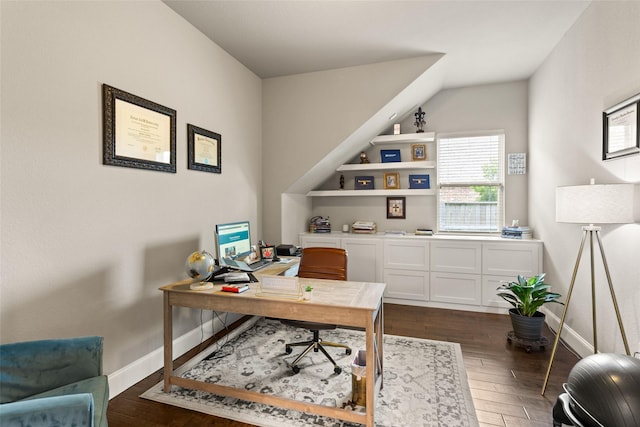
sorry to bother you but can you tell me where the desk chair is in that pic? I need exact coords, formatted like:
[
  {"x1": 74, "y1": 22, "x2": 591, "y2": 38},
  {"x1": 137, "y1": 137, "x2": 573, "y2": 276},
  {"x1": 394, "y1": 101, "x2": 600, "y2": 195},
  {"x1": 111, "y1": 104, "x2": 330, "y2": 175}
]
[{"x1": 283, "y1": 247, "x2": 352, "y2": 374}]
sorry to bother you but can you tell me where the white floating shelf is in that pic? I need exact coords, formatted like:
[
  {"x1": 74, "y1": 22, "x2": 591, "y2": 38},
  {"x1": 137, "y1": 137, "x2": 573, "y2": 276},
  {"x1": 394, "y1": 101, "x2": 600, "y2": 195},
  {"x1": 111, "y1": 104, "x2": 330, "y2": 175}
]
[
  {"x1": 337, "y1": 160, "x2": 435, "y2": 172},
  {"x1": 370, "y1": 132, "x2": 435, "y2": 145},
  {"x1": 307, "y1": 189, "x2": 436, "y2": 197}
]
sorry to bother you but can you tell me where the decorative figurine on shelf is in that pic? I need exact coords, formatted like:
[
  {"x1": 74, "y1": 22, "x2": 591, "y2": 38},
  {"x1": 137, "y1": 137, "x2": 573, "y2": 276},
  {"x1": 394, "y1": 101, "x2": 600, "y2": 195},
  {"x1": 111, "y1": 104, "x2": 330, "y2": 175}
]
[
  {"x1": 414, "y1": 107, "x2": 426, "y2": 133},
  {"x1": 339, "y1": 174, "x2": 345, "y2": 190},
  {"x1": 359, "y1": 151, "x2": 370, "y2": 164}
]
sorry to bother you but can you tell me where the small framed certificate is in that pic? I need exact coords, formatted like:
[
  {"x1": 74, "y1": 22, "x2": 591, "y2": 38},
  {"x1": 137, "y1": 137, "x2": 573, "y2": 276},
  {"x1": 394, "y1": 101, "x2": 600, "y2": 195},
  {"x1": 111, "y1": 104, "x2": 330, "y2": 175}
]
[
  {"x1": 603, "y1": 93, "x2": 640, "y2": 160},
  {"x1": 355, "y1": 176, "x2": 374, "y2": 190},
  {"x1": 188, "y1": 124, "x2": 222, "y2": 173}
]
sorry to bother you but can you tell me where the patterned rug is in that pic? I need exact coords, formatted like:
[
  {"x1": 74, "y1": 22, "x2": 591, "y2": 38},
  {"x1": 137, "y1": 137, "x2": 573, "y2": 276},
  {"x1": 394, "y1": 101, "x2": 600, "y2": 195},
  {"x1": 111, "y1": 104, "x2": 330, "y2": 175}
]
[{"x1": 141, "y1": 317, "x2": 478, "y2": 426}]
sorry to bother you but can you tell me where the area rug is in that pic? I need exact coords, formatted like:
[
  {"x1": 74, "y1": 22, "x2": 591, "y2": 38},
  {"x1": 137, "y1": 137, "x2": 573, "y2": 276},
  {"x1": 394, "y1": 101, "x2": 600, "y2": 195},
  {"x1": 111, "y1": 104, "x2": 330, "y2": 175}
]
[{"x1": 141, "y1": 317, "x2": 478, "y2": 427}]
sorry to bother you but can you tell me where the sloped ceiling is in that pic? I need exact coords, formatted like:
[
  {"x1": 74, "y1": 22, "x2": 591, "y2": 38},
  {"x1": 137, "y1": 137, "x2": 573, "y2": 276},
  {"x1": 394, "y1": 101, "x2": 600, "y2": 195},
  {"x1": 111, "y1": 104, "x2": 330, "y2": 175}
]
[{"x1": 163, "y1": 0, "x2": 590, "y2": 88}]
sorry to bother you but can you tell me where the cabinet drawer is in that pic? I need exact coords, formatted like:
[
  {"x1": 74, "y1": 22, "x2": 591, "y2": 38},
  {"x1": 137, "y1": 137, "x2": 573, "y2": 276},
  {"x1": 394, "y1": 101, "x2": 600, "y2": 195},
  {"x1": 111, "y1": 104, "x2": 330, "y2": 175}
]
[
  {"x1": 430, "y1": 241, "x2": 481, "y2": 274},
  {"x1": 482, "y1": 242, "x2": 541, "y2": 277},
  {"x1": 299, "y1": 236, "x2": 341, "y2": 248},
  {"x1": 384, "y1": 239, "x2": 429, "y2": 271},
  {"x1": 430, "y1": 272, "x2": 481, "y2": 305},
  {"x1": 482, "y1": 275, "x2": 512, "y2": 308},
  {"x1": 384, "y1": 269, "x2": 429, "y2": 300}
]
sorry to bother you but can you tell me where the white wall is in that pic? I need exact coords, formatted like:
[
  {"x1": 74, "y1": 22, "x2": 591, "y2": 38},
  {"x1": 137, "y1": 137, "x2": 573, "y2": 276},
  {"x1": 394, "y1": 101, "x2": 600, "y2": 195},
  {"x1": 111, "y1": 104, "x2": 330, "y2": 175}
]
[
  {"x1": 0, "y1": 0, "x2": 262, "y2": 394},
  {"x1": 311, "y1": 80, "x2": 529, "y2": 233},
  {"x1": 529, "y1": 1, "x2": 640, "y2": 356}
]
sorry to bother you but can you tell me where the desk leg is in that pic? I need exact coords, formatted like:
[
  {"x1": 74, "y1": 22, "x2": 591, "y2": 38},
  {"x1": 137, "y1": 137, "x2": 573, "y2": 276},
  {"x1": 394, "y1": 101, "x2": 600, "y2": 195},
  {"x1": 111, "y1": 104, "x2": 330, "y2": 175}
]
[
  {"x1": 365, "y1": 302, "x2": 383, "y2": 427},
  {"x1": 376, "y1": 302, "x2": 384, "y2": 388},
  {"x1": 163, "y1": 292, "x2": 173, "y2": 393}
]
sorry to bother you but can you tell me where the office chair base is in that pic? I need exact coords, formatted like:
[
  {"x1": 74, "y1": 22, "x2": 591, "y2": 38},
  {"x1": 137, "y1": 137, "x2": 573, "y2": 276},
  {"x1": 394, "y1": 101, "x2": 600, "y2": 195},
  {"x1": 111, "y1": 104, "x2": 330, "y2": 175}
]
[{"x1": 285, "y1": 334, "x2": 351, "y2": 375}]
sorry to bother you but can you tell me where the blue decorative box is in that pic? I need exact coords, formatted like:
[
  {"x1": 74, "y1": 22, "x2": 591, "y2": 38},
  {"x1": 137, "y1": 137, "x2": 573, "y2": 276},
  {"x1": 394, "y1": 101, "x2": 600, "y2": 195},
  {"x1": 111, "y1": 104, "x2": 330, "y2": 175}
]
[
  {"x1": 354, "y1": 176, "x2": 374, "y2": 190},
  {"x1": 380, "y1": 149, "x2": 401, "y2": 163},
  {"x1": 409, "y1": 174, "x2": 430, "y2": 189}
]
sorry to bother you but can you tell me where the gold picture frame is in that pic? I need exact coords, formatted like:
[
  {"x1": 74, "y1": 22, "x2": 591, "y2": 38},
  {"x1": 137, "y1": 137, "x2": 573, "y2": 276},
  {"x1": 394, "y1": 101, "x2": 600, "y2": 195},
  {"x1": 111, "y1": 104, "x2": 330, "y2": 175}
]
[
  {"x1": 383, "y1": 172, "x2": 400, "y2": 189},
  {"x1": 411, "y1": 144, "x2": 427, "y2": 161}
]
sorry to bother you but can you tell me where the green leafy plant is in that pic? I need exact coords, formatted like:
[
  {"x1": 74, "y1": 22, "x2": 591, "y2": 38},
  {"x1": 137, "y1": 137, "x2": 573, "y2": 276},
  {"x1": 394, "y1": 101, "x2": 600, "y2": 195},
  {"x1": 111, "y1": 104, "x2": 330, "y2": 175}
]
[
  {"x1": 304, "y1": 285, "x2": 313, "y2": 292},
  {"x1": 496, "y1": 273, "x2": 563, "y2": 317}
]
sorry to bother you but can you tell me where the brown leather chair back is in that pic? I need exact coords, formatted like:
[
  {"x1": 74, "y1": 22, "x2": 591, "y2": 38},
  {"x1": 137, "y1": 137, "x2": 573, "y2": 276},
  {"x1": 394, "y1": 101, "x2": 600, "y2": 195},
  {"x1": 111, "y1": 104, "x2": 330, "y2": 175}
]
[{"x1": 297, "y1": 247, "x2": 347, "y2": 281}]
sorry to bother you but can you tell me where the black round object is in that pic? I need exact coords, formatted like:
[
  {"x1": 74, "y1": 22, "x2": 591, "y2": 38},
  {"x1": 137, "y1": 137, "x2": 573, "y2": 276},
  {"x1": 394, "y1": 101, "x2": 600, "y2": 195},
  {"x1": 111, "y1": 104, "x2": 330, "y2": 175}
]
[{"x1": 565, "y1": 353, "x2": 640, "y2": 427}]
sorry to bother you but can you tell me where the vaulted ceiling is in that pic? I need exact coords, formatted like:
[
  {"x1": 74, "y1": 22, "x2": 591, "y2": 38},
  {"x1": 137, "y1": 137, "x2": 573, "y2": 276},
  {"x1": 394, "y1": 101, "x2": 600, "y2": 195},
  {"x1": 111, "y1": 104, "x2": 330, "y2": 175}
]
[{"x1": 164, "y1": 0, "x2": 590, "y2": 87}]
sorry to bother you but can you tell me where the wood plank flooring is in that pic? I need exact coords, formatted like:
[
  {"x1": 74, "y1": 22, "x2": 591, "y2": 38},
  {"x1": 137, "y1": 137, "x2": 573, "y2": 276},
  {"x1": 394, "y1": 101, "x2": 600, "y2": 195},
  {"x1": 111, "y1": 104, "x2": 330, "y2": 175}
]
[{"x1": 107, "y1": 304, "x2": 579, "y2": 426}]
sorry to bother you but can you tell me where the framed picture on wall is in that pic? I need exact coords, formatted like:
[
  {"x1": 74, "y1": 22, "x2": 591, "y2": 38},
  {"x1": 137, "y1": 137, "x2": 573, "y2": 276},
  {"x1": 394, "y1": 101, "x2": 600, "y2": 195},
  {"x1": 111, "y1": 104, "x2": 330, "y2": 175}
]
[
  {"x1": 102, "y1": 84, "x2": 176, "y2": 173},
  {"x1": 603, "y1": 93, "x2": 640, "y2": 160},
  {"x1": 387, "y1": 196, "x2": 406, "y2": 219},
  {"x1": 411, "y1": 144, "x2": 427, "y2": 161},
  {"x1": 187, "y1": 124, "x2": 222, "y2": 173}
]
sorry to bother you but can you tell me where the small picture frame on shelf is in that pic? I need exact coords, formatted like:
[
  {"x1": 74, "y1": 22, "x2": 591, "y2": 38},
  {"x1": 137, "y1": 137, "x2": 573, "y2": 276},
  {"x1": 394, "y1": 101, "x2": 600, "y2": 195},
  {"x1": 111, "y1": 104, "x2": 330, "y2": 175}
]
[
  {"x1": 380, "y1": 149, "x2": 401, "y2": 163},
  {"x1": 387, "y1": 196, "x2": 406, "y2": 219},
  {"x1": 411, "y1": 144, "x2": 426, "y2": 161},
  {"x1": 409, "y1": 174, "x2": 430, "y2": 189},
  {"x1": 355, "y1": 176, "x2": 374, "y2": 190},
  {"x1": 383, "y1": 172, "x2": 400, "y2": 189}
]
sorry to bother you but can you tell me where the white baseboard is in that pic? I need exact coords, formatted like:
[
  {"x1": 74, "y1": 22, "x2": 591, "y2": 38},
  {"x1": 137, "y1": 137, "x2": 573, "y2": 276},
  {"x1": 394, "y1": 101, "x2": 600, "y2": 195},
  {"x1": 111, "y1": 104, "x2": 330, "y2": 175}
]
[
  {"x1": 541, "y1": 307, "x2": 593, "y2": 358},
  {"x1": 107, "y1": 313, "x2": 242, "y2": 399}
]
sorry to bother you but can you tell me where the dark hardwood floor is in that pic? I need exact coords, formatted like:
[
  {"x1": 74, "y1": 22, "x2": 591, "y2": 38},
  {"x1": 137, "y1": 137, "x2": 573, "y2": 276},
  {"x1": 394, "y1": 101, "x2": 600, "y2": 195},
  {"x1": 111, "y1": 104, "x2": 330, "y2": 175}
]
[{"x1": 107, "y1": 304, "x2": 579, "y2": 426}]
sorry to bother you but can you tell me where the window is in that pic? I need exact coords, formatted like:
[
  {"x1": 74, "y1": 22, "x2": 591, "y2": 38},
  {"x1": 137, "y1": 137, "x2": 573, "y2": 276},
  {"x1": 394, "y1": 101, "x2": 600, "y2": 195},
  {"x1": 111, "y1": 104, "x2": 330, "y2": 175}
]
[{"x1": 437, "y1": 132, "x2": 504, "y2": 233}]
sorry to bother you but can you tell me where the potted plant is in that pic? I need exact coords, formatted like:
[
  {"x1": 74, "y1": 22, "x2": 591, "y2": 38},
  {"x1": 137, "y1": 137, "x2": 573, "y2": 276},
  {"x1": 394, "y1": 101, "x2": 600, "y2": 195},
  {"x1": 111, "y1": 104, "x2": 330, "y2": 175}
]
[
  {"x1": 496, "y1": 273, "x2": 563, "y2": 340},
  {"x1": 303, "y1": 285, "x2": 313, "y2": 300}
]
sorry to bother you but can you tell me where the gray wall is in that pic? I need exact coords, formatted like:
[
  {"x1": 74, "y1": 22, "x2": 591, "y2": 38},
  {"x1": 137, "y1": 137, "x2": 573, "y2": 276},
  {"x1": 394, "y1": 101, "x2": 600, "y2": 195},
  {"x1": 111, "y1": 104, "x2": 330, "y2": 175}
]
[
  {"x1": 529, "y1": 1, "x2": 640, "y2": 355},
  {"x1": 1, "y1": 0, "x2": 262, "y2": 390},
  {"x1": 311, "y1": 80, "x2": 529, "y2": 234}
]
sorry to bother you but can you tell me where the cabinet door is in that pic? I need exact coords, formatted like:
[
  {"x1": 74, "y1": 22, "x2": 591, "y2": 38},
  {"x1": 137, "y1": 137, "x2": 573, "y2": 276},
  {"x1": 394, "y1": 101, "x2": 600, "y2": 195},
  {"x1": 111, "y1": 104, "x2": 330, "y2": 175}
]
[
  {"x1": 482, "y1": 275, "x2": 512, "y2": 308},
  {"x1": 384, "y1": 269, "x2": 429, "y2": 300},
  {"x1": 341, "y1": 238, "x2": 383, "y2": 282},
  {"x1": 482, "y1": 242, "x2": 542, "y2": 277},
  {"x1": 430, "y1": 241, "x2": 482, "y2": 274},
  {"x1": 384, "y1": 239, "x2": 429, "y2": 271},
  {"x1": 430, "y1": 271, "x2": 481, "y2": 305},
  {"x1": 299, "y1": 235, "x2": 342, "y2": 248}
]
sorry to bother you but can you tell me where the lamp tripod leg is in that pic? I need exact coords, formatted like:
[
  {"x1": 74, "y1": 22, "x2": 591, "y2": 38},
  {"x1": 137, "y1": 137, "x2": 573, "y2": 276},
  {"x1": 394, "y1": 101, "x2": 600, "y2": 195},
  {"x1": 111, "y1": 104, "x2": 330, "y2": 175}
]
[
  {"x1": 595, "y1": 231, "x2": 631, "y2": 355},
  {"x1": 541, "y1": 230, "x2": 587, "y2": 396}
]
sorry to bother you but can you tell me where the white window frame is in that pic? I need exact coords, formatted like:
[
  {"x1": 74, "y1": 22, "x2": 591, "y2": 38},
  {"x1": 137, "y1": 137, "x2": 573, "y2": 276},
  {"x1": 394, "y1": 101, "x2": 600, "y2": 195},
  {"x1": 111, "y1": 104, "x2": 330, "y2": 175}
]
[{"x1": 436, "y1": 131, "x2": 505, "y2": 234}]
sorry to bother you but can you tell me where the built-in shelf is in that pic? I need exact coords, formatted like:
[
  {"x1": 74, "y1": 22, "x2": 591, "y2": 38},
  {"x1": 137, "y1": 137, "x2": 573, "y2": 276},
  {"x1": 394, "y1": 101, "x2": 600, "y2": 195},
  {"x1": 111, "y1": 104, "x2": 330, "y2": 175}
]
[
  {"x1": 307, "y1": 189, "x2": 435, "y2": 197},
  {"x1": 370, "y1": 132, "x2": 435, "y2": 145},
  {"x1": 337, "y1": 160, "x2": 435, "y2": 172}
]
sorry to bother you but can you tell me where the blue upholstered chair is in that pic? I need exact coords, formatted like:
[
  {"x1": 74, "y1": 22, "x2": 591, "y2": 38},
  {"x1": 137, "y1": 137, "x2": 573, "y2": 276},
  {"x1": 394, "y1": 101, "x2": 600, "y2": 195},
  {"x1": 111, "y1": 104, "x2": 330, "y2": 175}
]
[{"x1": 0, "y1": 336, "x2": 109, "y2": 427}]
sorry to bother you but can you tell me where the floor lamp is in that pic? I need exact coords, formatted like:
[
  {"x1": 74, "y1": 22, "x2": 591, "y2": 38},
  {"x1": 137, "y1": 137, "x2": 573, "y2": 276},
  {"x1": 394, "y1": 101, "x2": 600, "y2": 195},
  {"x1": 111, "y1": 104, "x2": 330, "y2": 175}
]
[{"x1": 541, "y1": 179, "x2": 637, "y2": 396}]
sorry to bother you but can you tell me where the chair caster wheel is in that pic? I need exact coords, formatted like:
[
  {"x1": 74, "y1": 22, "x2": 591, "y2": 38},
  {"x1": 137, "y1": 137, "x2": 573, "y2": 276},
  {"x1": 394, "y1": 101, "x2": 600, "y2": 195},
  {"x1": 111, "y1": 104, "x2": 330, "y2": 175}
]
[
  {"x1": 346, "y1": 348, "x2": 352, "y2": 355},
  {"x1": 292, "y1": 365, "x2": 300, "y2": 374},
  {"x1": 285, "y1": 346, "x2": 292, "y2": 354},
  {"x1": 334, "y1": 366, "x2": 342, "y2": 375}
]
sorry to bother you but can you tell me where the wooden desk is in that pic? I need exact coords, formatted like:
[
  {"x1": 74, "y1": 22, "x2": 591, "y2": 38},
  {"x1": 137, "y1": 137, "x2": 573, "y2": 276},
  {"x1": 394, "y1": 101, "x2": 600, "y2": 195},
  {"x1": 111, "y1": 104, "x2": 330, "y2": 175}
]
[{"x1": 160, "y1": 260, "x2": 385, "y2": 426}]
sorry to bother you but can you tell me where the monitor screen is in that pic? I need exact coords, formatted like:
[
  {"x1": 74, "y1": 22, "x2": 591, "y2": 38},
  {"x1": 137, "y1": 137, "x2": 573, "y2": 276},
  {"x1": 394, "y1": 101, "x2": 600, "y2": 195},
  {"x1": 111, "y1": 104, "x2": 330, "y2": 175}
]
[{"x1": 215, "y1": 220, "x2": 252, "y2": 262}]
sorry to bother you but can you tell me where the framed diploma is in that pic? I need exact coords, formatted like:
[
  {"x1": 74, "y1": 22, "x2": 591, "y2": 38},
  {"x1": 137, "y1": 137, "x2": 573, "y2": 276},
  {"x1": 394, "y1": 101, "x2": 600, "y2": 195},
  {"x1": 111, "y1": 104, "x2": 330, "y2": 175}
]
[
  {"x1": 603, "y1": 93, "x2": 640, "y2": 160},
  {"x1": 187, "y1": 124, "x2": 222, "y2": 173},
  {"x1": 102, "y1": 84, "x2": 176, "y2": 173}
]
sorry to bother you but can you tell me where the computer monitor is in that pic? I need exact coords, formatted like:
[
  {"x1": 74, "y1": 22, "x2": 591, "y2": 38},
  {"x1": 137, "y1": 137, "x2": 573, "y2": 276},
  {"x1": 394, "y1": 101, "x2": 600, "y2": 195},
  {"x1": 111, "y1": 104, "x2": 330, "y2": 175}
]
[{"x1": 215, "y1": 220, "x2": 253, "y2": 263}]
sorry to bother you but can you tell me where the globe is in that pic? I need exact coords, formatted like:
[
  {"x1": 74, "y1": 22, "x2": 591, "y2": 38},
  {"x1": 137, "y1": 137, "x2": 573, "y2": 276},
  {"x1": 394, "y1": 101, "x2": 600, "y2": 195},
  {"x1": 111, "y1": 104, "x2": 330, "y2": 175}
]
[{"x1": 185, "y1": 250, "x2": 215, "y2": 290}]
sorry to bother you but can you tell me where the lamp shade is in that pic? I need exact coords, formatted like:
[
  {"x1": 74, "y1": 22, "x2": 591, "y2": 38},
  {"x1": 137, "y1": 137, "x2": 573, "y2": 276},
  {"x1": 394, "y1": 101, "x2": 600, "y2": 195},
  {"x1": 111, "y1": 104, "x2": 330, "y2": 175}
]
[{"x1": 556, "y1": 183, "x2": 637, "y2": 224}]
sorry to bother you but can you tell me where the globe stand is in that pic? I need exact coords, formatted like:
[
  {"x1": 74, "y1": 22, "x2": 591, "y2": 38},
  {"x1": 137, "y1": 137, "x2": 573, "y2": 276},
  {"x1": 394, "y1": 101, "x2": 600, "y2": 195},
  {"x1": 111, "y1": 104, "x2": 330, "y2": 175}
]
[{"x1": 190, "y1": 281, "x2": 214, "y2": 291}]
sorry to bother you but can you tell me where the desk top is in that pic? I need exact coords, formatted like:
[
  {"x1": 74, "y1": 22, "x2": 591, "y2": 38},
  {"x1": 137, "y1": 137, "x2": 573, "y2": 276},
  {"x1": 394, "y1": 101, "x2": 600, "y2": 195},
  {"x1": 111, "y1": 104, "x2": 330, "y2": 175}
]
[{"x1": 160, "y1": 258, "x2": 386, "y2": 327}]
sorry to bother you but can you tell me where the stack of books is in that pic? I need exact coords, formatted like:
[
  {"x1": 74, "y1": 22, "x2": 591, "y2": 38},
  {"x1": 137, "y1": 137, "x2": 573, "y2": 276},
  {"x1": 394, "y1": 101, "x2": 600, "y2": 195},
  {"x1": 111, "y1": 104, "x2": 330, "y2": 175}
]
[
  {"x1": 351, "y1": 221, "x2": 377, "y2": 234},
  {"x1": 415, "y1": 228, "x2": 433, "y2": 236},
  {"x1": 501, "y1": 226, "x2": 532, "y2": 239}
]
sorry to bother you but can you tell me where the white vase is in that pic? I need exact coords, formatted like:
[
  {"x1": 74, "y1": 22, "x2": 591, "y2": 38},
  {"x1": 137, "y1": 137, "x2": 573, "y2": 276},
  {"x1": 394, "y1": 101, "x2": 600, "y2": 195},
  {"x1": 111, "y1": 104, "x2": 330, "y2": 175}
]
[{"x1": 303, "y1": 290, "x2": 313, "y2": 300}]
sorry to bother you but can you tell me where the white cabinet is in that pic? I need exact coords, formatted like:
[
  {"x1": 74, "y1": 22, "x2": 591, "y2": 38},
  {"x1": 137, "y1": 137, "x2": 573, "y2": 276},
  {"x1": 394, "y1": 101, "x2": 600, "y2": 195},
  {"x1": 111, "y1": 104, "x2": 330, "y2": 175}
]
[
  {"x1": 430, "y1": 271, "x2": 482, "y2": 305},
  {"x1": 298, "y1": 233, "x2": 543, "y2": 313},
  {"x1": 299, "y1": 235, "x2": 341, "y2": 248},
  {"x1": 383, "y1": 239, "x2": 429, "y2": 301},
  {"x1": 342, "y1": 237, "x2": 383, "y2": 283},
  {"x1": 299, "y1": 234, "x2": 383, "y2": 282}
]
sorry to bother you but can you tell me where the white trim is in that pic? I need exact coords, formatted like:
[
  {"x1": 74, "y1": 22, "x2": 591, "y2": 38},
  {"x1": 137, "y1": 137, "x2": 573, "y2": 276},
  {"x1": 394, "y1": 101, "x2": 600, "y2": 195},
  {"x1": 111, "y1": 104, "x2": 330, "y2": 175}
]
[
  {"x1": 107, "y1": 312, "x2": 243, "y2": 399},
  {"x1": 541, "y1": 306, "x2": 593, "y2": 357}
]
